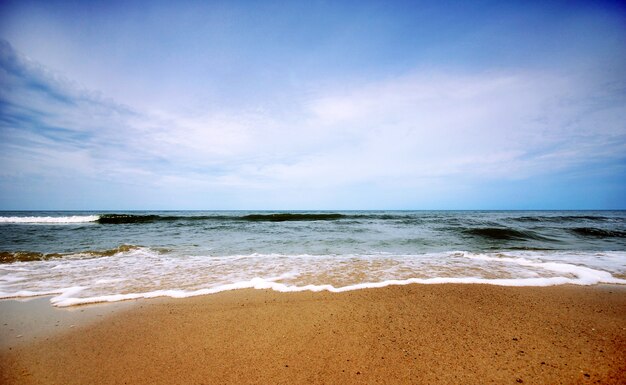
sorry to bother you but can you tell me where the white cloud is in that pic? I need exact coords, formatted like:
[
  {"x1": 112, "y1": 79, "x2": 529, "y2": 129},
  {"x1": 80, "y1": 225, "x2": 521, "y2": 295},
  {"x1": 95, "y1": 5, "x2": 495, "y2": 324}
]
[
  {"x1": 1, "y1": 38, "x2": 625, "y2": 208},
  {"x1": 246, "y1": 69, "x2": 625, "y2": 187}
]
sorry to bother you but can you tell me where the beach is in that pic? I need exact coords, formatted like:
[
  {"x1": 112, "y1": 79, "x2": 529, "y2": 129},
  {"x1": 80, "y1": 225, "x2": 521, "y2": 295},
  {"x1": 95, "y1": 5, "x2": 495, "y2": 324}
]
[
  {"x1": 1, "y1": 284, "x2": 625, "y2": 384},
  {"x1": 2, "y1": 0, "x2": 626, "y2": 382}
]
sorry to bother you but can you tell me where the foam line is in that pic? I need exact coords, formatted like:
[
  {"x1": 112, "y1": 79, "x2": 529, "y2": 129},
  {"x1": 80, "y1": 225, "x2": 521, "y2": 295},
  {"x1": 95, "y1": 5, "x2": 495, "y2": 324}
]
[{"x1": 47, "y1": 271, "x2": 626, "y2": 307}]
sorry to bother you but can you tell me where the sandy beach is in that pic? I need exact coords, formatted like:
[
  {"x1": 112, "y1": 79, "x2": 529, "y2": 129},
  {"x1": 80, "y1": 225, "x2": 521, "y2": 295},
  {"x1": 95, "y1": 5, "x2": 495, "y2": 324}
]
[{"x1": 1, "y1": 284, "x2": 625, "y2": 385}]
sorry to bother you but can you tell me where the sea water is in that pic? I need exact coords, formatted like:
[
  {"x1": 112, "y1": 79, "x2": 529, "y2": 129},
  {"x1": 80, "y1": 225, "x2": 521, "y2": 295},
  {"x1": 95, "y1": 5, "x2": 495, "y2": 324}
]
[{"x1": 0, "y1": 211, "x2": 624, "y2": 306}]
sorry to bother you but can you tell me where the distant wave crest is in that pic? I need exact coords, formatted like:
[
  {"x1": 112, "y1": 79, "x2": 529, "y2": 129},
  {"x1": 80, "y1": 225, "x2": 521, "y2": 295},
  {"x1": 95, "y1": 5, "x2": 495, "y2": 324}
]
[
  {"x1": 570, "y1": 227, "x2": 626, "y2": 238},
  {"x1": 240, "y1": 213, "x2": 344, "y2": 222},
  {"x1": 0, "y1": 215, "x2": 100, "y2": 223},
  {"x1": 513, "y1": 215, "x2": 612, "y2": 222},
  {"x1": 96, "y1": 213, "x2": 346, "y2": 224},
  {"x1": 464, "y1": 227, "x2": 553, "y2": 241},
  {"x1": 97, "y1": 214, "x2": 162, "y2": 224}
]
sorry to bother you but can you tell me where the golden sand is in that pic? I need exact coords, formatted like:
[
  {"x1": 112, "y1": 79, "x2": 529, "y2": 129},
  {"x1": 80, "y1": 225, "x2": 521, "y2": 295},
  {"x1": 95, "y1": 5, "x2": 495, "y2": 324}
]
[{"x1": 1, "y1": 284, "x2": 625, "y2": 384}]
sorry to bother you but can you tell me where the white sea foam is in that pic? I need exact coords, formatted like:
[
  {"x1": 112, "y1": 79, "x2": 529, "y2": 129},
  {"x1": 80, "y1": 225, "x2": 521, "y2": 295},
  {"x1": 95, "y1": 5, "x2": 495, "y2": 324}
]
[
  {"x1": 45, "y1": 273, "x2": 626, "y2": 307},
  {"x1": 1, "y1": 248, "x2": 624, "y2": 307},
  {"x1": 0, "y1": 215, "x2": 99, "y2": 223}
]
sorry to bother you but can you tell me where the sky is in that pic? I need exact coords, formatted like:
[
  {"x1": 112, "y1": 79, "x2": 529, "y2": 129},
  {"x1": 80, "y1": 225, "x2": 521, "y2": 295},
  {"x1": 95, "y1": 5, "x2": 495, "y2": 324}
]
[{"x1": 0, "y1": 0, "x2": 625, "y2": 210}]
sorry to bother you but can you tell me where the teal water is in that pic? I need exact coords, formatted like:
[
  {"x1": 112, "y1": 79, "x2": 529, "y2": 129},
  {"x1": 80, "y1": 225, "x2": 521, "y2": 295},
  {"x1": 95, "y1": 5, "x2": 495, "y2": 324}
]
[{"x1": 1, "y1": 211, "x2": 625, "y2": 306}]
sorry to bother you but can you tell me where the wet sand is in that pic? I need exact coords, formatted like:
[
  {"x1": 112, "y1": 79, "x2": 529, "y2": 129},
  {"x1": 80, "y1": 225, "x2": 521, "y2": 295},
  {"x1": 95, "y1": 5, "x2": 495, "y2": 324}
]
[
  {"x1": 0, "y1": 296, "x2": 135, "y2": 350},
  {"x1": 1, "y1": 284, "x2": 625, "y2": 384}
]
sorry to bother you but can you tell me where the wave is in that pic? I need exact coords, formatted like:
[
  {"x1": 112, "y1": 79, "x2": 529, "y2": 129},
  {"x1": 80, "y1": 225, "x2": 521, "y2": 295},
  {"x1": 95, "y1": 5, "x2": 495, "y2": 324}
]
[
  {"x1": 0, "y1": 245, "x2": 141, "y2": 263},
  {"x1": 570, "y1": 227, "x2": 626, "y2": 238},
  {"x1": 0, "y1": 215, "x2": 99, "y2": 224},
  {"x1": 2, "y1": 213, "x2": 623, "y2": 228},
  {"x1": 240, "y1": 213, "x2": 344, "y2": 222},
  {"x1": 93, "y1": 212, "x2": 498, "y2": 224},
  {"x1": 1, "y1": 248, "x2": 624, "y2": 307},
  {"x1": 96, "y1": 213, "x2": 347, "y2": 224},
  {"x1": 97, "y1": 214, "x2": 164, "y2": 224},
  {"x1": 11, "y1": 256, "x2": 626, "y2": 307},
  {"x1": 464, "y1": 227, "x2": 552, "y2": 241},
  {"x1": 512, "y1": 215, "x2": 613, "y2": 222}
]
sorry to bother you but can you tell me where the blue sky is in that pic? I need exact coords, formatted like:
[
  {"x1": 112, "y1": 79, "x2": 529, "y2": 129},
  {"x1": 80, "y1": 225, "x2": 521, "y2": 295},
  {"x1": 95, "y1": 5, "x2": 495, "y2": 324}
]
[{"x1": 0, "y1": 0, "x2": 625, "y2": 210}]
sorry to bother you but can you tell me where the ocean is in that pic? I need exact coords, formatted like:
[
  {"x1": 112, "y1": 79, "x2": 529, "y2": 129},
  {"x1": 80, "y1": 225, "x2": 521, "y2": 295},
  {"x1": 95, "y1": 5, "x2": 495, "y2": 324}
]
[{"x1": 1, "y1": 211, "x2": 625, "y2": 307}]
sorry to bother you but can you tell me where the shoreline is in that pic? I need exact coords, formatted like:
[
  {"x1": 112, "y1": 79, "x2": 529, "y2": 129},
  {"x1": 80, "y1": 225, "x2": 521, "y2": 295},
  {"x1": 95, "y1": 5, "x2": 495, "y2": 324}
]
[
  {"x1": 0, "y1": 296, "x2": 136, "y2": 350},
  {"x1": 1, "y1": 283, "x2": 625, "y2": 384}
]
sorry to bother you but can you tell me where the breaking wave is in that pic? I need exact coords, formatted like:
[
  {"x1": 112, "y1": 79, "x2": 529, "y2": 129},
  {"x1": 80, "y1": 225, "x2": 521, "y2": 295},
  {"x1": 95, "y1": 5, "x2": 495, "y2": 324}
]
[
  {"x1": 570, "y1": 227, "x2": 626, "y2": 238},
  {"x1": 0, "y1": 215, "x2": 99, "y2": 224},
  {"x1": 464, "y1": 227, "x2": 553, "y2": 241},
  {"x1": 512, "y1": 215, "x2": 612, "y2": 222},
  {"x1": 96, "y1": 213, "x2": 347, "y2": 223},
  {"x1": 0, "y1": 247, "x2": 624, "y2": 307}
]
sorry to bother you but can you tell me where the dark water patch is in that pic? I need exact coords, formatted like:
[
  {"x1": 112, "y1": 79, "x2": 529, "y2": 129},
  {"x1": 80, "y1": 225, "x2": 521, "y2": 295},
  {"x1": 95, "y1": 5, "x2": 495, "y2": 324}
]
[
  {"x1": 507, "y1": 246, "x2": 556, "y2": 251},
  {"x1": 464, "y1": 227, "x2": 552, "y2": 241},
  {"x1": 241, "y1": 213, "x2": 425, "y2": 222},
  {"x1": 512, "y1": 215, "x2": 612, "y2": 223},
  {"x1": 570, "y1": 228, "x2": 626, "y2": 238},
  {"x1": 397, "y1": 238, "x2": 431, "y2": 246},
  {"x1": 242, "y1": 213, "x2": 345, "y2": 222},
  {"x1": 0, "y1": 244, "x2": 141, "y2": 263},
  {"x1": 97, "y1": 214, "x2": 164, "y2": 224},
  {"x1": 354, "y1": 214, "x2": 419, "y2": 221}
]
